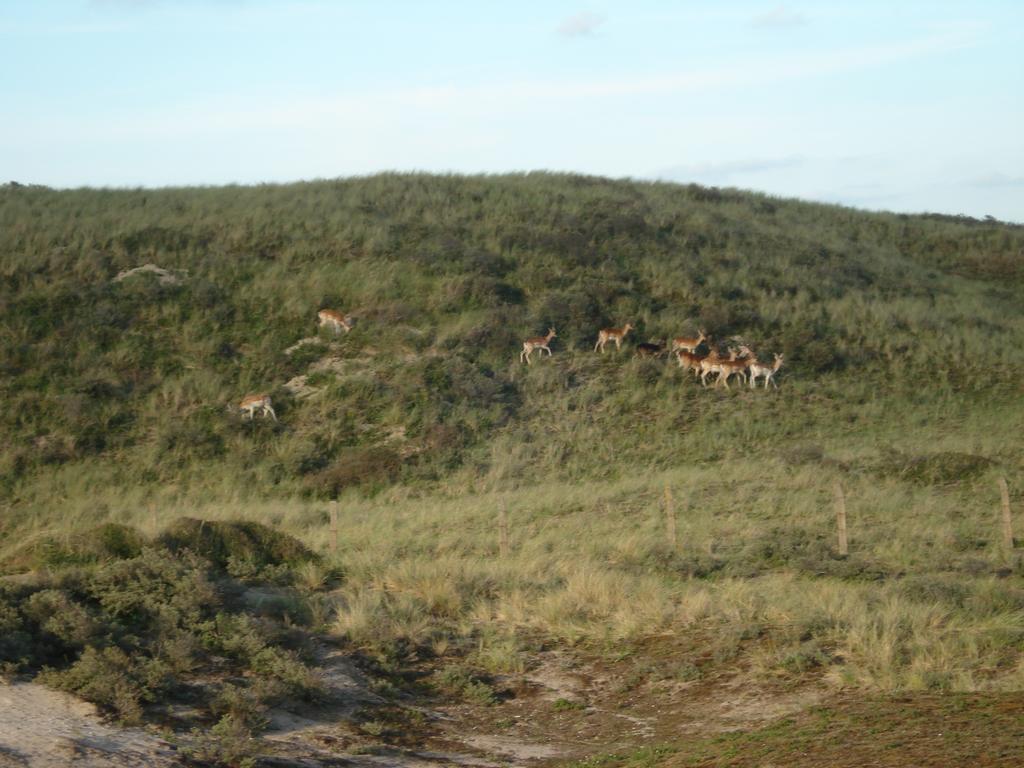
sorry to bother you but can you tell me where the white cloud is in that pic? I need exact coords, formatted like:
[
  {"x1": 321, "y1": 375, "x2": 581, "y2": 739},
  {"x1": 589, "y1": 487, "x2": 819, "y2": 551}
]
[
  {"x1": 557, "y1": 11, "x2": 606, "y2": 38},
  {"x1": 751, "y1": 6, "x2": 807, "y2": 29}
]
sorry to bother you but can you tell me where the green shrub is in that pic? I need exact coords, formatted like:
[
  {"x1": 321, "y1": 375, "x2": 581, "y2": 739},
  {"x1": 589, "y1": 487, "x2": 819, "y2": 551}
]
[
  {"x1": 306, "y1": 447, "x2": 403, "y2": 497},
  {"x1": 157, "y1": 518, "x2": 316, "y2": 572},
  {"x1": 434, "y1": 663, "x2": 499, "y2": 705},
  {"x1": 553, "y1": 697, "x2": 586, "y2": 711},
  {"x1": 186, "y1": 714, "x2": 260, "y2": 768},
  {"x1": 40, "y1": 646, "x2": 169, "y2": 724},
  {"x1": 22, "y1": 589, "x2": 98, "y2": 649}
]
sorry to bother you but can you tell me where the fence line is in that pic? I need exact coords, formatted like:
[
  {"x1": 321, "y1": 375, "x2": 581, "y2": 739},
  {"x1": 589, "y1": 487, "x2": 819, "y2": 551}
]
[
  {"x1": 999, "y1": 477, "x2": 1014, "y2": 553},
  {"x1": 834, "y1": 481, "x2": 848, "y2": 557},
  {"x1": 664, "y1": 484, "x2": 677, "y2": 548}
]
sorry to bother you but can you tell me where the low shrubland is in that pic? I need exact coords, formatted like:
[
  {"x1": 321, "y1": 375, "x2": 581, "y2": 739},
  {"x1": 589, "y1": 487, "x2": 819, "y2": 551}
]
[{"x1": 0, "y1": 518, "x2": 326, "y2": 763}]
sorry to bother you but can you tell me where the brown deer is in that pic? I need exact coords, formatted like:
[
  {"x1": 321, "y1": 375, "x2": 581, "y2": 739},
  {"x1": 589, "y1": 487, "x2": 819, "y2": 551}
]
[
  {"x1": 712, "y1": 358, "x2": 749, "y2": 389},
  {"x1": 670, "y1": 329, "x2": 706, "y2": 356},
  {"x1": 317, "y1": 309, "x2": 354, "y2": 334},
  {"x1": 239, "y1": 394, "x2": 277, "y2": 421},
  {"x1": 748, "y1": 352, "x2": 785, "y2": 389},
  {"x1": 699, "y1": 347, "x2": 747, "y2": 388},
  {"x1": 520, "y1": 328, "x2": 557, "y2": 365},
  {"x1": 635, "y1": 341, "x2": 667, "y2": 358},
  {"x1": 594, "y1": 323, "x2": 633, "y2": 353},
  {"x1": 675, "y1": 349, "x2": 707, "y2": 377}
]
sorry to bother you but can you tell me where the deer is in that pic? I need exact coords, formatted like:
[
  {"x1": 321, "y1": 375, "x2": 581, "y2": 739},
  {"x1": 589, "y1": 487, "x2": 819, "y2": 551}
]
[
  {"x1": 239, "y1": 394, "x2": 277, "y2": 421},
  {"x1": 699, "y1": 347, "x2": 747, "y2": 388},
  {"x1": 670, "y1": 329, "x2": 706, "y2": 356},
  {"x1": 697, "y1": 349, "x2": 721, "y2": 386},
  {"x1": 711, "y1": 357, "x2": 749, "y2": 389},
  {"x1": 594, "y1": 323, "x2": 633, "y2": 353},
  {"x1": 748, "y1": 352, "x2": 785, "y2": 389},
  {"x1": 317, "y1": 309, "x2": 354, "y2": 334},
  {"x1": 675, "y1": 349, "x2": 708, "y2": 377},
  {"x1": 520, "y1": 328, "x2": 557, "y2": 365},
  {"x1": 635, "y1": 340, "x2": 667, "y2": 358}
]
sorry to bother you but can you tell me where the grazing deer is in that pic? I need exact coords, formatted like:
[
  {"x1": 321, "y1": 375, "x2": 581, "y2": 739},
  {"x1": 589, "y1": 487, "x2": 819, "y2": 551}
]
[
  {"x1": 239, "y1": 394, "x2": 277, "y2": 421},
  {"x1": 670, "y1": 329, "x2": 706, "y2": 355},
  {"x1": 520, "y1": 327, "x2": 557, "y2": 365},
  {"x1": 635, "y1": 341, "x2": 667, "y2": 358},
  {"x1": 317, "y1": 309, "x2": 354, "y2": 334},
  {"x1": 594, "y1": 323, "x2": 633, "y2": 353},
  {"x1": 748, "y1": 353, "x2": 785, "y2": 389}
]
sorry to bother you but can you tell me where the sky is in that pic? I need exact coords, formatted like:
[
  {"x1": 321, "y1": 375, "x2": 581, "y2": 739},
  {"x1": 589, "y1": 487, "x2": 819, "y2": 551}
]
[{"x1": 2, "y1": 1, "x2": 1022, "y2": 221}]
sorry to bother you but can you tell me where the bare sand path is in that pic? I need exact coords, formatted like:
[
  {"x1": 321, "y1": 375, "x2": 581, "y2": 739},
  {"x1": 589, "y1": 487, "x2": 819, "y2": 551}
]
[{"x1": 0, "y1": 682, "x2": 182, "y2": 767}]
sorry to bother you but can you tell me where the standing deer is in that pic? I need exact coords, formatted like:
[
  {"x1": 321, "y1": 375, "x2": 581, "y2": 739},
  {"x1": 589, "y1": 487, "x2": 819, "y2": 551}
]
[
  {"x1": 675, "y1": 349, "x2": 707, "y2": 377},
  {"x1": 712, "y1": 358, "x2": 749, "y2": 389},
  {"x1": 520, "y1": 328, "x2": 557, "y2": 365},
  {"x1": 699, "y1": 348, "x2": 747, "y2": 388},
  {"x1": 317, "y1": 309, "x2": 354, "y2": 334},
  {"x1": 748, "y1": 353, "x2": 785, "y2": 389},
  {"x1": 594, "y1": 323, "x2": 633, "y2": 353},
  {"x1": 670, "y1": 329, "x2": 706, "y2": 355},
  {"x1": 239, "y1": 394, "x2": 277, "y2": 421}
]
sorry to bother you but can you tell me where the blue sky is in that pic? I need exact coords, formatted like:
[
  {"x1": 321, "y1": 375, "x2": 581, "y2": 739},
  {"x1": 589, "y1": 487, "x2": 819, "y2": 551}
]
[{"x1": 2, "y1": 1, "x2": 1022, "y2": 220}]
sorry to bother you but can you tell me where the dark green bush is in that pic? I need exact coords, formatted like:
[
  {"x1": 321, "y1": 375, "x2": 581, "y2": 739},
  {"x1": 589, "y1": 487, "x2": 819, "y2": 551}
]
[
  {"x1": 157, "y1": 518, "x2": 316, "y2": 571},
  {"x1": 40, "y1": 645, "x2": 169, "y2": 724},
  {"x1": 306, "y1": 446, "x2": 403, "y2": 497},
  {"x1": 434, "y1": 664, "x2": 498, "y2": 705}
]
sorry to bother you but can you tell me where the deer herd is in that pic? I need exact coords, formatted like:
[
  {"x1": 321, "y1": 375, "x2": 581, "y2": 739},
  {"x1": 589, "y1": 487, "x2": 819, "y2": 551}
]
[
  {"x1": 523, "y1": 324, "x2": 785, "y2": 390},
  {"x1": 240, "y1": 308, "x2": 784, "y2": 420}
]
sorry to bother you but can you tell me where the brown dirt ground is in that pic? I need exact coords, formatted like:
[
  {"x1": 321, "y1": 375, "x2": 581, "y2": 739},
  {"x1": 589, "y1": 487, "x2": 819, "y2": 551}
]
[{"x1": 3, "y1": 631, "x2": 1022, "y2": 767}]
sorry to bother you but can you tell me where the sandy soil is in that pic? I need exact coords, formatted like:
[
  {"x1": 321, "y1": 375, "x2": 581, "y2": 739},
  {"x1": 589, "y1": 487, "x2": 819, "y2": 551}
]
[{"x1": 0, "y1": 683, "x2": 181, "y2": 767}]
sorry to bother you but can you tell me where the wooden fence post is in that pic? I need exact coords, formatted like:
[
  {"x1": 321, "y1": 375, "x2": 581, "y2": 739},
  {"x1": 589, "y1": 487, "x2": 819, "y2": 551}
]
[
  {"x1": 834, "y1": 480, "x2": 848, "y2": 557},
  {"x1": 498, "y1": 502, "x2": 511, "y2": 558},
  {"x1": 998, "y1": 477, "x2": 1014, "y2": 552},
  {"x1": 664, "y1": 484, "x2": 677, "y2": 548},
  {"x1": 329, "y1": 501, "x2": 339, "y2": 554}
]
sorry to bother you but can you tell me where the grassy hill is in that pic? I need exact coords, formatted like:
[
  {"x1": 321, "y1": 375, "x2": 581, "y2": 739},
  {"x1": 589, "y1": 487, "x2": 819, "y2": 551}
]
[{"x1": 2, "y1": 173, "x2": 1023, "y2": 763}]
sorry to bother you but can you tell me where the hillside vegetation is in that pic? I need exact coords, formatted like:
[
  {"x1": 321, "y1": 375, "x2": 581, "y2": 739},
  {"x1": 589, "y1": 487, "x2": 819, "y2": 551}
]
[{"x1": 2, "y1": 174, "x2": 1024, "y2": 762}]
